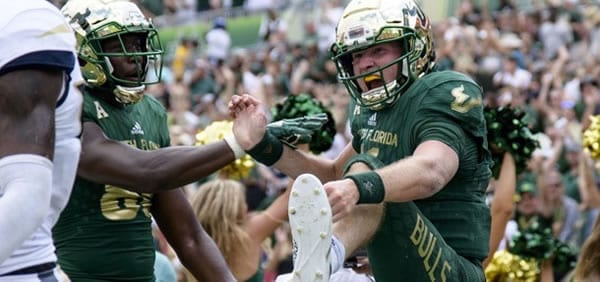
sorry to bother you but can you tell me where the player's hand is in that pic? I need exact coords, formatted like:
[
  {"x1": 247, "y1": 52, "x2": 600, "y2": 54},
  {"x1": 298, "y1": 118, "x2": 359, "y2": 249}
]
[
  {"x1": 229, "y1": 94, "x2": 267, "y2": 150},
  {"x1": 267, "y1": 113, "x2": 328, "y2": 146},
  {"x1": 324, "y1": 178, "x2": 359, "y2": 222}
]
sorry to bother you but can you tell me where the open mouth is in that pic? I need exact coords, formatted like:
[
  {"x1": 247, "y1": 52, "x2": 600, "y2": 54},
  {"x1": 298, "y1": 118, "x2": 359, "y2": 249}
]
[{"x1": 364, "y1": 74, "x2": 384, "y2": 90}]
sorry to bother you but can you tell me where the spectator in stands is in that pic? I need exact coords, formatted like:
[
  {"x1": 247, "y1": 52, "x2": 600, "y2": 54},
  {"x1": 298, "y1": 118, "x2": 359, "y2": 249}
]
[
  {"x1": 172, "y1": 37, "x2": 198, "y2": 82},
  {"x1": 258, "y1": 9, "x2": 287, "y2": 42},
  {"x1": 187, "y1": 178, "x2": 291, "y2": 282},
  {"x1": 205, "y1": 17, "x2": 231, "y2": 67}
]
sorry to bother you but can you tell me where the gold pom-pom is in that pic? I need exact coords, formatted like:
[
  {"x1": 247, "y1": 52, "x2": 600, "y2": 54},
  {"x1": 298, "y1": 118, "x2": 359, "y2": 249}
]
[
  {"x1": 485, "y1": 250, "x2": 540, "y2": 282},
  {"x1": 583, "y1": 115, "x2": 600, "y2": 160},
  {"x1": 195, "y1": 120, "x2": 255, "y2": 180}
]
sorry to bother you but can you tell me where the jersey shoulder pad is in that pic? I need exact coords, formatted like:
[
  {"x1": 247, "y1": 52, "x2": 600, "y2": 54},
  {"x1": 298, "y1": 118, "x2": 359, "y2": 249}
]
[
  {"x1": 416, "y1": 71, "x2": 484, "y2": 116},
  {"x1": 413, "y1": 71, "x2": 487, "y2": 143}
]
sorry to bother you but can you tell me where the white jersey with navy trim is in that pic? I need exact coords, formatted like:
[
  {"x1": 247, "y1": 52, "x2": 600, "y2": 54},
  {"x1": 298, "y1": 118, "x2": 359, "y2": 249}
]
[{"x1": 0, "y1": 0, "x2": 83, "y2": 275}]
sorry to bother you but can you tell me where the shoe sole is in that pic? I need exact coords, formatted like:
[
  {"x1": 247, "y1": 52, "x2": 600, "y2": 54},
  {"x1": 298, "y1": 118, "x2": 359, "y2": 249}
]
[{"x1": 286, "y1": 173, "x2": 332, "y2": 282}]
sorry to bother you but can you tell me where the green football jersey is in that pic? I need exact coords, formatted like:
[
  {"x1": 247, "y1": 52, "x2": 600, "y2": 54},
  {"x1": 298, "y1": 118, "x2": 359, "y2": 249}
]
[
  {"x1": 53, "y1": 89, "x2": 170, "y2": 281},
  {"x1": 349, "y1": 70, "x2": 492, "y2": 260}
]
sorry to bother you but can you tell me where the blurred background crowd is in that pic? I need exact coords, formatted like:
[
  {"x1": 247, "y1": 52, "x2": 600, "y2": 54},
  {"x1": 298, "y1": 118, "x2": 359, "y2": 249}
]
[{"x1": 50, "y1": 0, "x2": 600, "y2": 281}]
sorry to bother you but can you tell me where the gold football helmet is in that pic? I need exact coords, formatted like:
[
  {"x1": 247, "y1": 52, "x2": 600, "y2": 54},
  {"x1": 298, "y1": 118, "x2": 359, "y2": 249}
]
[
  {"x1": 62, "y1": 0, "x2": 163, "y2": 104},
  {"x1": 331, "y1": 0, "x2": 436, "y2": 110}
]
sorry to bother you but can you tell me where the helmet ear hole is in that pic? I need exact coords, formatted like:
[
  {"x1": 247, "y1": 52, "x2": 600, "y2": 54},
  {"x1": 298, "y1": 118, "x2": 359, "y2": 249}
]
[{"x1": 340, "y1": 53, "x2": 354, "y2": 77}]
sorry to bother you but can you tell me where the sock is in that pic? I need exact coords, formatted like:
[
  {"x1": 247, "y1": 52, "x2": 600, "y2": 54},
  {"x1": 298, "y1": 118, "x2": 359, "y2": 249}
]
[{"x1": 329, "y1": 235, "x2": 346, "y2": 274}]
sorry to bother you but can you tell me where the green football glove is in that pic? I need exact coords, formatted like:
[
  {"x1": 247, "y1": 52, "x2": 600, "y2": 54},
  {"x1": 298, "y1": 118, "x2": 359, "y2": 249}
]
[{"x1": 267, "y1": 113, "x2": 328, "y2": 147}]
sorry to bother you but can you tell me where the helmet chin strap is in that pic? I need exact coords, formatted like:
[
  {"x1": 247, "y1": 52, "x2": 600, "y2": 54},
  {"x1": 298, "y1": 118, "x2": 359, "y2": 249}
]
[{"x1": 114, "y1": 85, "x2": 146, "y2": 104}]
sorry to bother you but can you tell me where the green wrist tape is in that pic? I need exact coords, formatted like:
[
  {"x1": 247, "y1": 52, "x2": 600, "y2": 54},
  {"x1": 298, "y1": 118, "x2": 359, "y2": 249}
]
[
  {"x1": 345, "y1": 171, "x2": 385, "y2": 204},
  {"x1": 342, "y1": 154, "x2": 384, "y2": 176},
  {"x1": 246, "y1": 132, "x2": 284, "y2": 166}
]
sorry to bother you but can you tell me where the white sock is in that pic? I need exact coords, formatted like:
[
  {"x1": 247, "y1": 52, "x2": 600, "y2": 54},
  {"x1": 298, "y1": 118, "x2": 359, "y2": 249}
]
[{"x1": 330, "y1": 235, "x2": 346, "y2": 274}]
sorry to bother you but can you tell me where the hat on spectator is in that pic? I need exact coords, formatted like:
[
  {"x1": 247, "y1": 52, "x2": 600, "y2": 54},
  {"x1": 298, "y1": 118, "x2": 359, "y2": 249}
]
[
  {"x1": 213, "y1": 16, "x2": 227, "y2": 29},
  {"x1": 517, "y1": 181, "x2": 537, "y2": 195}
]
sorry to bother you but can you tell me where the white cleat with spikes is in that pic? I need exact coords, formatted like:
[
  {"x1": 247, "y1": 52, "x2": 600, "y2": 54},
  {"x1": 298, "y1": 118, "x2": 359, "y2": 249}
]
[{"x1": 276, "y1": 173, "x2": 332, "y2": 282}]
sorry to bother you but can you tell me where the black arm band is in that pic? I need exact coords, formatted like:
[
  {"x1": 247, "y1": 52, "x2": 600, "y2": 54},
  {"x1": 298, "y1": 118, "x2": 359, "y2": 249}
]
[
  {"x1": 345, "y1": 171, "x2": 385, "y2": 204},
  {"x1": 246, "y1": 132, "x2": 284, "y2": 166}
]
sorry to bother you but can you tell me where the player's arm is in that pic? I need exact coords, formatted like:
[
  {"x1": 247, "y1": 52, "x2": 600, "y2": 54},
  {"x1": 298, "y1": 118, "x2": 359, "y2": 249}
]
[
  {"x1": 151, "y1": 189, "x2": 236, "y2": 282},
  {"x1": 78, "y1": 121, "x2": 237, "y2": 193},
  {"x1": 229, "y1": 94, "x2": 354, "y2": 182},
  {"x1": 326, "y1": 140, "x2": 458, "y2": 221},
  {"x1": 0, "y1": 68, "x2": 65, "y2": 262},
  {"x1": 378, "y1": 140, "x2": 459, "y2": 202},
  {"x1": 272, "y1": 142, "x2": 356, "y2": 182}
]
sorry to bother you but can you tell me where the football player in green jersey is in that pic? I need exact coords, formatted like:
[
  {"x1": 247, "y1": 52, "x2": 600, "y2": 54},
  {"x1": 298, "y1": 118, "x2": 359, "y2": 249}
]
[
  {"x1": 52, "y1": 0, "x2": 324, "y2": 281},
  {"x1": 51, "y1": 0, "x2": 235, "y2": 281},
  {"x1": 229, "y1": 0, "x2": 492, "y2": 281}
]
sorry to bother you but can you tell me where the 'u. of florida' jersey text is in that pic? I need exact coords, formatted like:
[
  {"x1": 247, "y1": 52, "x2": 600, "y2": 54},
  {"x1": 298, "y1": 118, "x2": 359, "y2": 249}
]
[
  {"x1": 349, "y1": 70, "x2": 492, "y2": 259},
  {"x1": 53, "y1": 90, "x2": 170, "y2": 281},
  {"x1": 0, "y1": 0, "x2": 83, "y2": 274}
]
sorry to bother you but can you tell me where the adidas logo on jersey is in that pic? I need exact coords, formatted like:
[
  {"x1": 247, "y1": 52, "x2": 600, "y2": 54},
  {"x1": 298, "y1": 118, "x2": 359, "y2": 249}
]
[
  {"x1": 131, "y1": 122, "x2": 144, "y2": 135},
  {"x1": 368, "y1": 113, "x2": 377, "y2": 126}
]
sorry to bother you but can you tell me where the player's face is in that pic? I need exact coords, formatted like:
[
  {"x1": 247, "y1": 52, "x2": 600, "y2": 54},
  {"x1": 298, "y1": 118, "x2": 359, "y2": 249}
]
[
  {"x1": 351, "y1": 42, "x2": 402, "y2": 93},
  {"x1": 101, "y1": 33, "x2": 148, "y2": 85}
]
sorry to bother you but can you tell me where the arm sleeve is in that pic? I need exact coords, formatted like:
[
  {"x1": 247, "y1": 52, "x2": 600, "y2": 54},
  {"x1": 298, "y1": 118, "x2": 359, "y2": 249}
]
[{"x1": 0, "y1": 154, "x2": 53, "y2": 263}]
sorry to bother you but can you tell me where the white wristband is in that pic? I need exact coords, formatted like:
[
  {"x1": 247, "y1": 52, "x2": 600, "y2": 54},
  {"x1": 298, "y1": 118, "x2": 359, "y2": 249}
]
[{"x1": 224, "y1": 134, "x2": 245, "y2": 159}]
